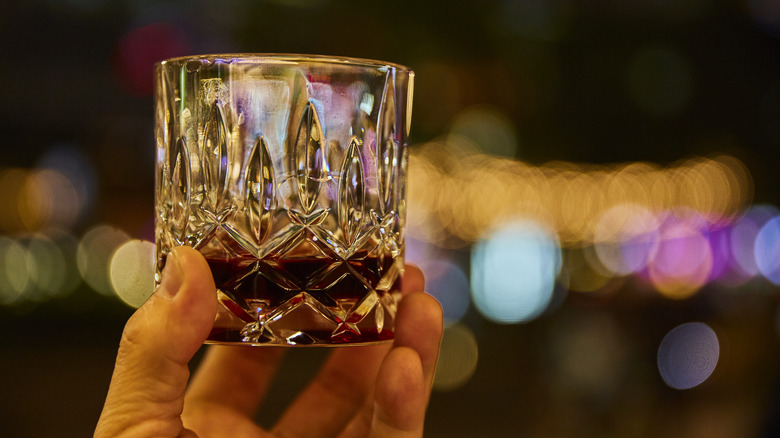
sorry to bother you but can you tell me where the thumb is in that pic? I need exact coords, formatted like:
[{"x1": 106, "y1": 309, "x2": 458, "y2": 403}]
[{"x1": 95, "y1": 246, "x2": 216, "y2": 438}]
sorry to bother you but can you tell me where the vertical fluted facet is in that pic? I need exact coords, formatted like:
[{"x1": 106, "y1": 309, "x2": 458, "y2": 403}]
[
  {"x1": 292, "y1": 102, "x2": 327, "y2": 215},
  {"x1": 169, "y1": 137, "x2": 191, "y2": 244},
  {"x1": 245, "y1": 136, "x2": 275, "y2": 245},
  {"x1": 338, "y1": 137, "x2": 366, "y2": 246}
]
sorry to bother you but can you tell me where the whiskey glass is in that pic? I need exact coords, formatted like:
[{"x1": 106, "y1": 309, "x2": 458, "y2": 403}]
[{"x1": 154, "y1": 54, "x2": 413, "y2": 346}]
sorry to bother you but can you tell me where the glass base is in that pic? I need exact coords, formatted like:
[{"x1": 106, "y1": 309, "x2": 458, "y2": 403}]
[
  {"x1": 203, "y1": 337, "x2": 394, "y2": 348},
  {"x1": 206, "y1": 286, "x2": 398, "y2": 346}
]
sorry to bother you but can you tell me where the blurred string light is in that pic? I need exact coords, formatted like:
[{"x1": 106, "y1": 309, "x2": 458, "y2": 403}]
[
  {"x1": 405, "y1": 105, "x2": 780, "y2": 301},
  {"x1": 433, "y1": 323, "x2": 479, "y2": 391},
  {"x1": 471, "y1": 221, "x2": 561, "y2": 324},
  {"x1": 408, "y1": 140, "x2": 752, "y2": 248},
  {"x1": 657, "y1": 322, "x2": 719, "y2": 390}
]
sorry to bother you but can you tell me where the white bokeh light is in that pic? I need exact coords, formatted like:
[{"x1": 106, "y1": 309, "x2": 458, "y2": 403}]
[
  {"x1": 657, "y1": 322, "x2": 719, "y2": 390},
  {"x1": 110, "y1": 239, "x2": 156, "y2": 308},
  {"x1": 471, "y1": 221, "x2": 561, "y2": 324},
  {"x1": 77, "y1": 225, "x2": 131, "y2": 295}
]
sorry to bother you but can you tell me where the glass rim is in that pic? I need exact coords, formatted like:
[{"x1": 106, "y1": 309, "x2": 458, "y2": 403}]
[{"x1": 156, "y1": 53, "x2": 413, "y2": 72}]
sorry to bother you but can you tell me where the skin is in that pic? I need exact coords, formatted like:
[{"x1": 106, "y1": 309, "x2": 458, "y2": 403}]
[{"x1": 95, "y1": 246, "x2": 443, "y2": 438}]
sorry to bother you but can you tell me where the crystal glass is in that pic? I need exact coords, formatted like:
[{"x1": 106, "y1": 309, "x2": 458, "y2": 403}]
[{"x1": 154, "y1": 54, "x2": 413, "y2": 346}]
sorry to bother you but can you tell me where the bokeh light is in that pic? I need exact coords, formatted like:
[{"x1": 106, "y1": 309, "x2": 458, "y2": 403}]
[
  {"x1": 25, "y1": 169, "x2": 81, "y2": 230},
  {"x1": 706, "y1": 223, "x2": 752, "y2": 288},
  {"x1": 419, "y1": 259, "x2": 471, "y2": 324},
  {"x1": 754, "y1": 215, "x2": 780, "y2": 285},
  {"x1": 471, "y1": 222, "x2": 561, "y2": 324},
  {"x1": 25, "y1": 234, "x2": 68, "y2": 300},
  {"x1": 0, "y1": 232, "x2": 82, "y2": 306},
  {"x1": 35, "y1": 143, "x2": 97, "y2": 227},
  {"x1": 657, "y1": 322, "x2": 719, "y2": 390},
  {"x1": 0, "y1": 236, "x2": 30, "y2": 305},
  {"x1": 405, "y1": 236, "x2": 436, "y2": 267},
  {"x1": 433, "y1": 323, "x2": 479, "y2": 391},
  {"x1": 407, "y1": 129, "x2": 759, "y2": 306},
  {"x1": 77, "y1": 225, "x2": 131, "y2": 296},
  {"x1": 646, "y1": 211, "x2": 713, "y2": 299},
  {"x1": 110, "y1": 239, "x2": 156, "y2": 308},
  {"x1": 3, "y1": 2, "x2": 780, "y2": 436},
  {"x1": 593, "y1": 204, "x2": 659, "y2": 276},
  {"x1": 0, "y1": 164, "x2": 91, "y2": 234},
  {"x1": 407, "y1": 134, "x2": 751, "y2": 250},
  {"x1": 729, "y1": 204, "x2": 779, "y2": 280}
]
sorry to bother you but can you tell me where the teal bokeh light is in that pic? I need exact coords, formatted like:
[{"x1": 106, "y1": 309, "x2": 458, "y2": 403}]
[{"x1": 470, "y1": 222, "x2": 561, "y2": 324}]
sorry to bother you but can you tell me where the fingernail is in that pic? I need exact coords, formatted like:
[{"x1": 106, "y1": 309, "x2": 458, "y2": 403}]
[{"x1": 159, "y1": 249, "x2": 183, "y2": 298}]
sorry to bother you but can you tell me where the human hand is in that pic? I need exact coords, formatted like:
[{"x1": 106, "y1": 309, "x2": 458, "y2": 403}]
[{"x1": 94, "y1": 246, "x2": 443, "y2": 438}]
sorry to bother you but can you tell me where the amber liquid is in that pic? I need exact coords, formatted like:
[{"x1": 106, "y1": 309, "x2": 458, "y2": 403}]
[{"x1": 203, "y1": 255, "x2": 401, "y2": 344}]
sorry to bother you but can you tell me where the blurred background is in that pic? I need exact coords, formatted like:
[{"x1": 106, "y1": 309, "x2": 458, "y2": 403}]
[{"x1": 2, "y1": 0, "x2": 780, "y2": 436}]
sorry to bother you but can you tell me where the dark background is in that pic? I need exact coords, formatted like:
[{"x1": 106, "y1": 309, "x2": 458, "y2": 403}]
[{"x1": 2, "y1": 1, "x2": 780, "y2": 437}]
